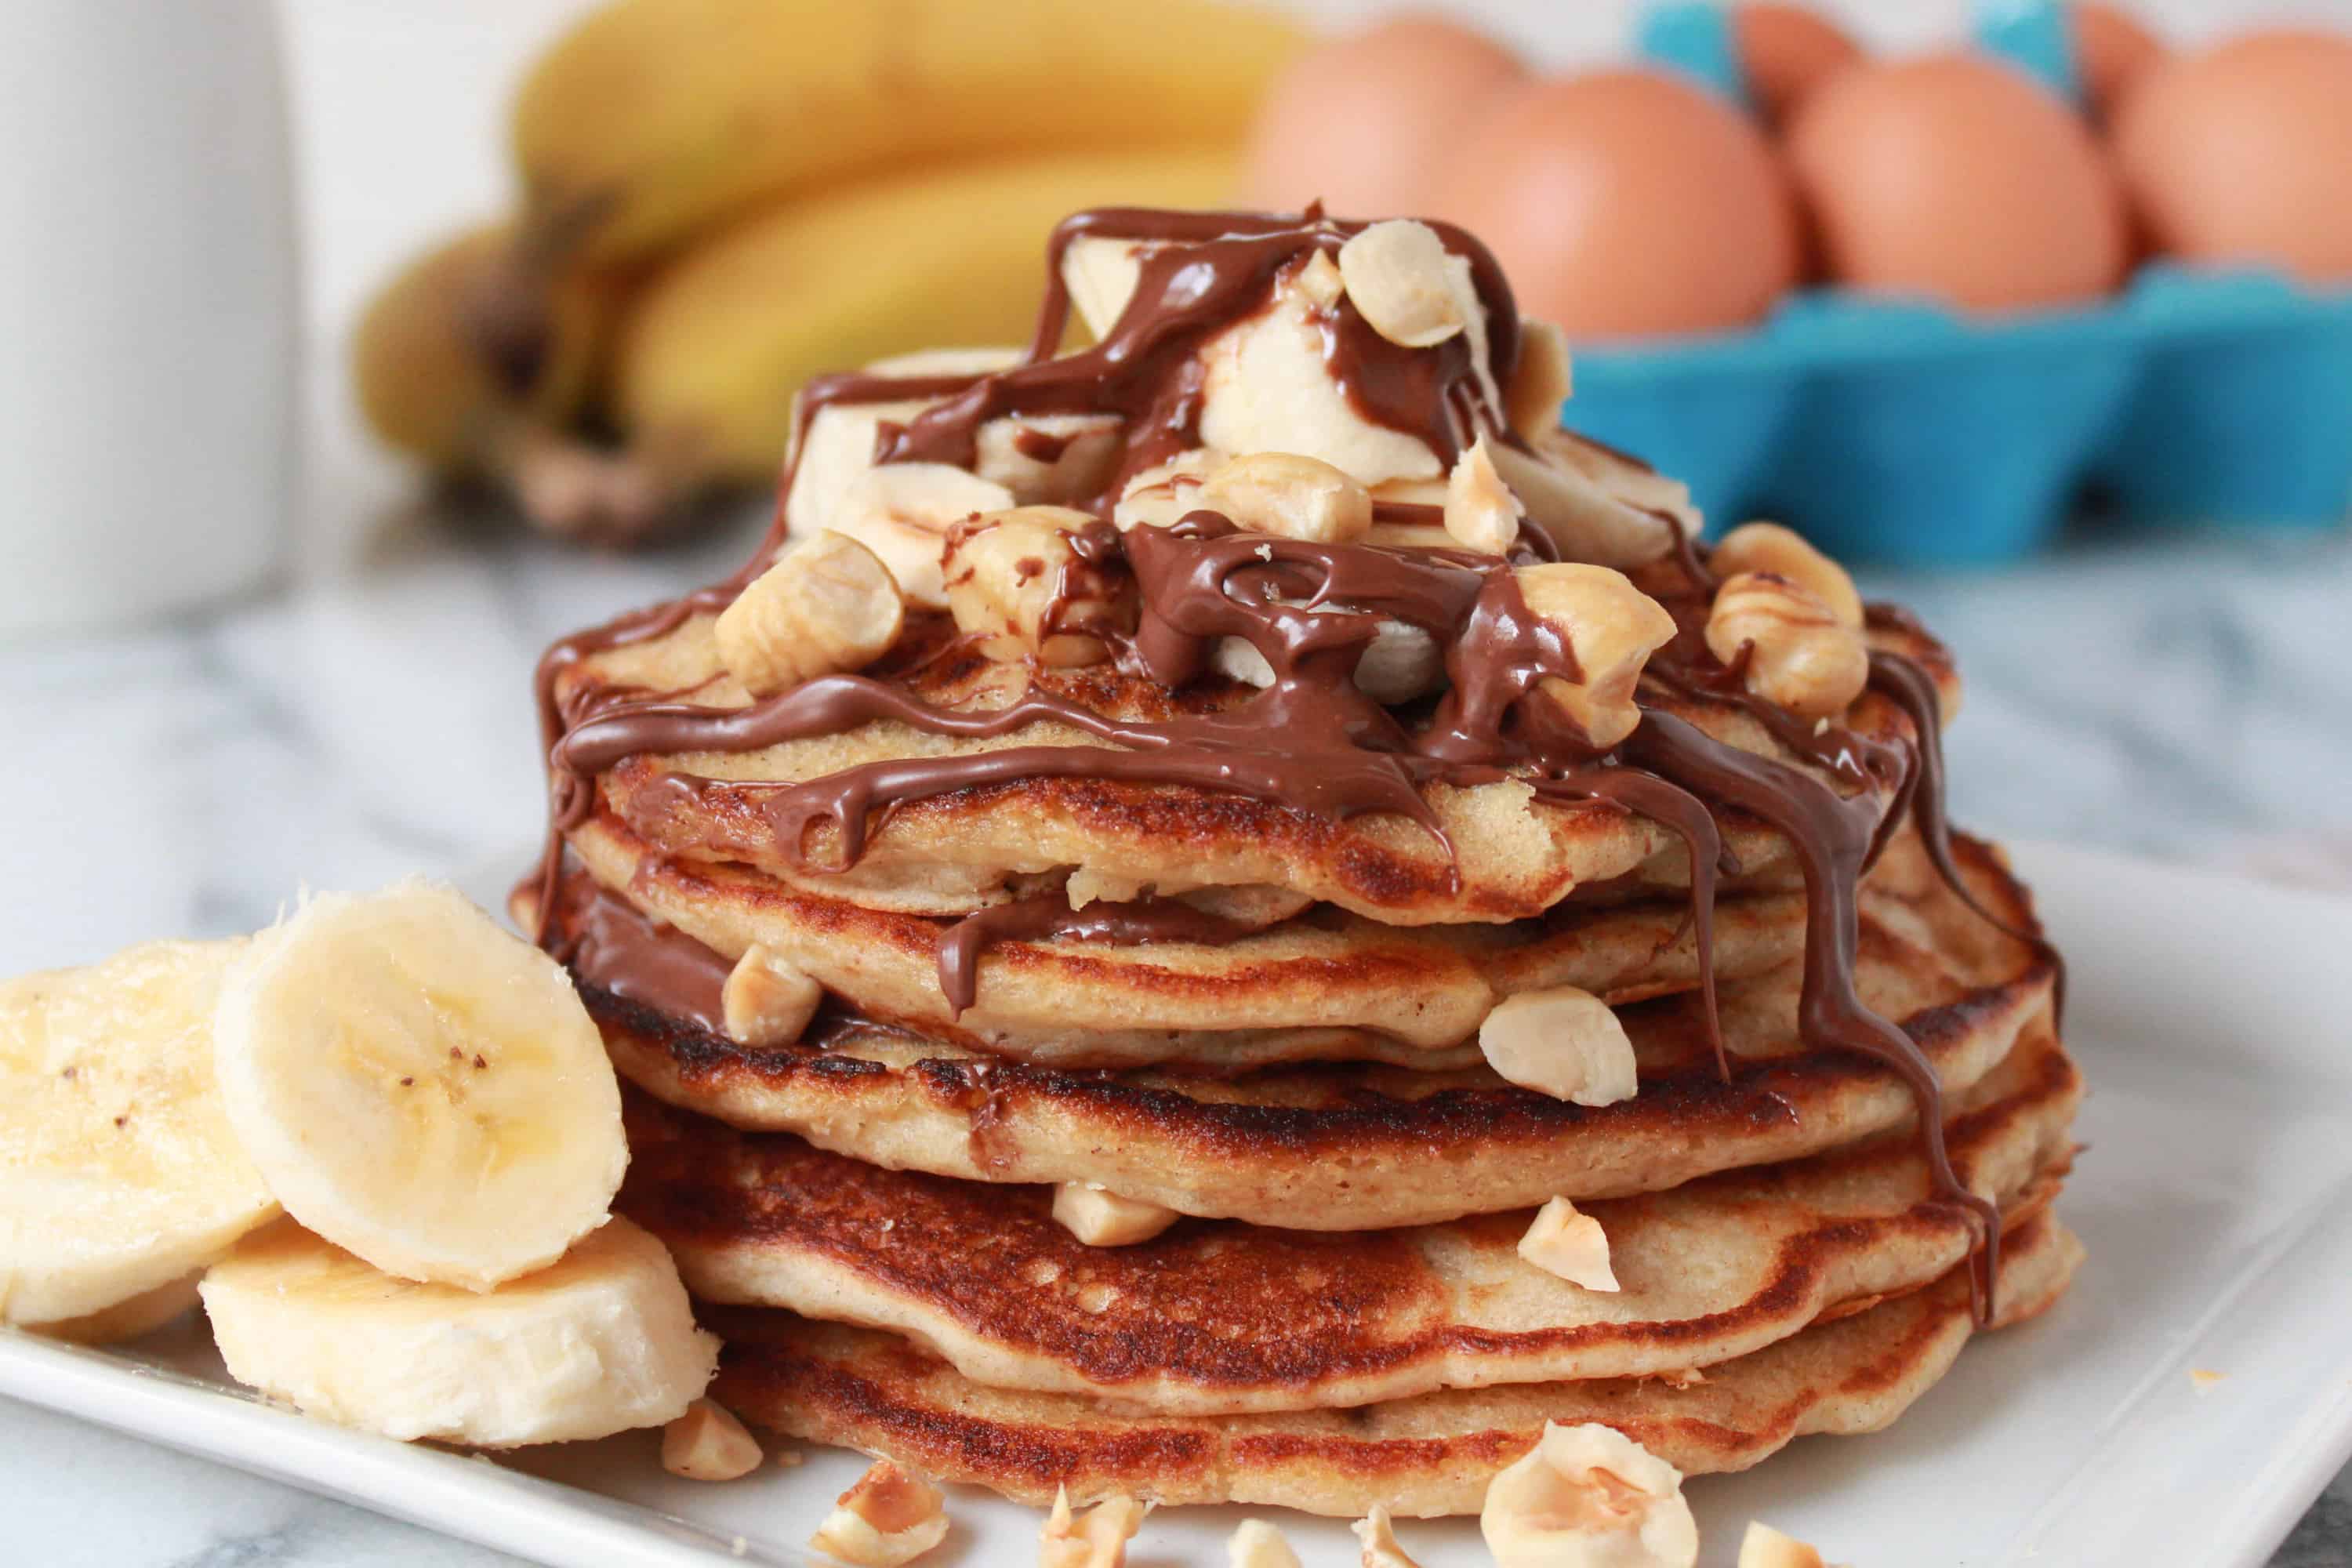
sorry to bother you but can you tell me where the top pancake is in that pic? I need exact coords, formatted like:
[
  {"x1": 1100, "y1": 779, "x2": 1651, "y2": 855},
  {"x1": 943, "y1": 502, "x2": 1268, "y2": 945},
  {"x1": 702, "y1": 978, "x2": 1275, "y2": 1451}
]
[{"x1": 560, "y1": 613, "x2": 1956, "y2": 926}]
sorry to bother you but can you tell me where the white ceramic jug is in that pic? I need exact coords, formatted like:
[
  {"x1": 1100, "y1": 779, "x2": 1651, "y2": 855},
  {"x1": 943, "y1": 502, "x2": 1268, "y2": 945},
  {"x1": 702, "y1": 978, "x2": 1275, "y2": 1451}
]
[{"x1": 0, "y1": 0, "x2": 299, "y2": 636}]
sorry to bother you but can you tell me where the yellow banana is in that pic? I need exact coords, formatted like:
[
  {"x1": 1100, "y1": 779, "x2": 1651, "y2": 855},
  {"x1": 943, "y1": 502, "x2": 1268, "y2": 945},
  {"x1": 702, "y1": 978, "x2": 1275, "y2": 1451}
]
[
  {"x1": 350, "y1": 221, "x2": 623, "y2": 472},
  {"x1": 510, "y1": 0, "x2": 1301, "y2": 263},
  {"x1": 611, "y1": 147, "x2": 1236, "y2": 488}
]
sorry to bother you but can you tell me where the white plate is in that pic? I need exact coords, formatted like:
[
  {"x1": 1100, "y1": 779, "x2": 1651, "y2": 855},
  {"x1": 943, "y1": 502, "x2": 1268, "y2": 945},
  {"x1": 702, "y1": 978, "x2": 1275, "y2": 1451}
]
[{"x1": 4, "y1": 841, "x2": 2348, "y2": 1568}]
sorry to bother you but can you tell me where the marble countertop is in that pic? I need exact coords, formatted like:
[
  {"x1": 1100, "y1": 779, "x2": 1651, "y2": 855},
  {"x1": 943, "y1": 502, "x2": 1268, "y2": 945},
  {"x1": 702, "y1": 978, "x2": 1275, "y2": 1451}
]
[{"x1": 3, "y1": 503, "x2": 2349, "y2": 1565}]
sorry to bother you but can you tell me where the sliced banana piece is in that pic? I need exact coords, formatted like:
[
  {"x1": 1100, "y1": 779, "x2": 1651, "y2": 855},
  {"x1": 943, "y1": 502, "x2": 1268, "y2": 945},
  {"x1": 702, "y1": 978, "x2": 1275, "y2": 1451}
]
[
  {"x1": 24, "y1": 1272, "x2": 205, "y2": 1346},
  {"x1": 201, "y1": 1218, "x2": 716, "y2": 1446},
  {"x1": 0, "y1": 940, "x2": 277, "y2": 1327},
  {"x1": 212, "y1": 881, "x2": 625, "y2": 1291}
]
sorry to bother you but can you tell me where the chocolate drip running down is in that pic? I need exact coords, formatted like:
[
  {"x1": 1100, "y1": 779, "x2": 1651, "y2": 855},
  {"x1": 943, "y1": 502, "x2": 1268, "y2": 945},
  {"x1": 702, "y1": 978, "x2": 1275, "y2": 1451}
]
[
  {"x1": 528, "y1": 205, "x2": 2035, "y2": 1321},
  {"x1": 935, "y1": 891, "x2": 1253, "y2": 1018}
]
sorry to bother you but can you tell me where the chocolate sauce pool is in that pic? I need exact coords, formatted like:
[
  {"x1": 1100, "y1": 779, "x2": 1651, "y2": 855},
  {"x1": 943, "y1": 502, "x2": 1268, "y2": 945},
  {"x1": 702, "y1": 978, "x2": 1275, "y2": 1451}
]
[{"x1": 528, "y1": 206, "x2": 2038, "y2": 1319}]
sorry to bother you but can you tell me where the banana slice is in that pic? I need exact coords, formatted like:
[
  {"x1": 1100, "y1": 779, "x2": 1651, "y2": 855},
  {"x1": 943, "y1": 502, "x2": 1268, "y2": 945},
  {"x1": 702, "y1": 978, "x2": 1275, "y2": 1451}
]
[
  {"x1": 0, "y1": 940, "x2": 278, "y2": 1327},
  {"x1": 212, "y1": 881, "x2": 626, "y2": 1291},
  {"x1": 201, "y1": 1218, "x2": 717, "y2": 1446},
  {"x1": 27, "y1": 1272, "x2": 204, "y2": 1345}
]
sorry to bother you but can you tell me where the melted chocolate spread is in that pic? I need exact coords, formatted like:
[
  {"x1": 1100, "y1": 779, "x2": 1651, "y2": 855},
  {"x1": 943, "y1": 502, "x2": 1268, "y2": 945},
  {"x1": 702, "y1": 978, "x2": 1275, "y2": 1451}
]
[{"x1": 529, "y1": 207, "x2": 2036, "y2": 1319}]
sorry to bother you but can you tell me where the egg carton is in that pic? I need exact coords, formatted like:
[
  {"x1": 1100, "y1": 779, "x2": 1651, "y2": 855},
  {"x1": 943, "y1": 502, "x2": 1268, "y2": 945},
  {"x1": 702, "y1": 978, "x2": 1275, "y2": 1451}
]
[
  {"x1": 1569, "y1": 270, "x2": 2352, "y2": 564},
  {"x1": 1573, "y1": 0, "x2": 2352, "y2": 564}
]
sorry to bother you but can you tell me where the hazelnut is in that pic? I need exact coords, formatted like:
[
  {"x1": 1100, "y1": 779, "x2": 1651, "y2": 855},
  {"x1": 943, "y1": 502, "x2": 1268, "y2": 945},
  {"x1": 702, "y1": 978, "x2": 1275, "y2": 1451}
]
[
  {"x1": 1487, "y1": 437, "x2": 1675, "y2": 570},
  {"x1": 1518, "y1": 1197, "x2": 1620, "y2": 1293},
  {"x1": 1711, "y1": 522, "x2": 1862, "y2": 630},
  {"x1": 1738, "y1": 1523, "x2": 1832, "y2": 1568},
  {"x1": 811, "y1": 1459, "x2": 950, "y2": 1567},
  {"x1": 1039, "y1": 1486, "x2": 1149, "y2": 1568},
  {"x1": 827, "y1": 460, "x2": 1017, "y2": 608},
  {"x1": 1111, "y1": 451, "x2": 1220, "y2": 532},
  {"x1": 1197, "y1": 452, "x2": 1374, "y2": 545},
  {"x1": 1444, "y1": 435, "x2": 1523, "y2": 557},
  {"x1": 974, "y1": 414, "x2": 1124, "y2": 507},
  {"x1": 1705, "y1": 572, "x2": 1871, "y2": 720},
  {"x1": 1478, "y1": 984, "x2": 1638, "y2": 1106},
  {"x1": 1337, "y1": 220, "x2": 1468, "y2": 348},
  {"x1": 1505, "y1": 321, "x2": 1574, "y2": 443},
  {"x1": 1052, "y1": 1182, "x2": 1179, "y2": 1247},
  {"x1": 1512, "y1": 564, "x2": 1679, "y2": 750},
  {"x1": 944, "y1": 506, "x2": 1122, "y2": 667},
  {"x1": 1480, "y1": 1422, "x2": 1698, "y2": 1568},
  {"x1": 721, "y1": 944, "x2": 822, "y2": 1047},
  {"x1": 1295, "y1": 248, "x2": 1347, "y2": 310},
  {"x1": 1227, "y1": 1519, "x2": 1302, "y2": 1568},
  {"x1": 1352, "y1": 1505, "x2": 1425, "y2": 1568},
  {"x1": 659, "y1": 1398, "x2": 764, "y2": 1482},
  {"x1": 715, "y1": 531, "x2": 906, "y2": 697}
]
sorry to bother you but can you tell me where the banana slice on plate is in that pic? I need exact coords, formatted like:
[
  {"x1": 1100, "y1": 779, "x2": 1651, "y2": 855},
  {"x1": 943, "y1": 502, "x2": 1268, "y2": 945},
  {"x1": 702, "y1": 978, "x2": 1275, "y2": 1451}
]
[
  {"x1": 201, "y1": 1217, "x2": 717, "y2": 1446},
  {"x1": 0, "y1": 940, "x2": 278, "y2": 1328},
  {"x1": 212, "y1": 880, "x2": 626, "y2": 1291}
]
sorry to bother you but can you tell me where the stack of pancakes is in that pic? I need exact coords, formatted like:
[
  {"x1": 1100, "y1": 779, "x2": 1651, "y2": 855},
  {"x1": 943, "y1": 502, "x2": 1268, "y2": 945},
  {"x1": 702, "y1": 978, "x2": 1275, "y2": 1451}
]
[{"x1": 521, "y1": 208, "x2": 2079, "y2": 1519}]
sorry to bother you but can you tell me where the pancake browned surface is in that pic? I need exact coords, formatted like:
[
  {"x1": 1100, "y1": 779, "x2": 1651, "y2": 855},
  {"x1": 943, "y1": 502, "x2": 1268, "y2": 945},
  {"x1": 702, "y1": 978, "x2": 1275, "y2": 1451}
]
[
  {"x1": 575, "y1": 833, "x2": 2052, "y2": 1229},
  {"x1": 710, "y1": 1210, "x2": 2081, "y2": 1516},
  {"x1": 623, "y1": 1022, "x2": 2076, "y2": 1414}
]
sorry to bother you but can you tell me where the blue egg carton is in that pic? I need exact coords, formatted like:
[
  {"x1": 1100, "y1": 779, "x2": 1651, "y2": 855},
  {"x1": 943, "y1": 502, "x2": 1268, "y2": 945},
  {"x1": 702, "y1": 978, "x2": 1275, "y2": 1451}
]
[{"x1": 1566, "y1": 1, "x2": 2352, "y2": 564}]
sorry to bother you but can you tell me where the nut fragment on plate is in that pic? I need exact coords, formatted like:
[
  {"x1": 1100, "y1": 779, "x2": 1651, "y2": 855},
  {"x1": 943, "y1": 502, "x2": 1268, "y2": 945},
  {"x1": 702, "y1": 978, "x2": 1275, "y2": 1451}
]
[
  {"x1": 1711, "y1": 521, "x2": 1862, "y2": 630},
  {"x1": 1445, "y1": 435, "x2": 1523, "y2": 556},
  {"x1": 660, "y1": 1398, "x2": 763, "y2": 1481},
  {"x1": 1482, "y1": 1422, "x2": 1699, "y2": 1568},
  {"x1": 811, "y1": 1459, "x2": 949, "y2": 1567},
  {"x1": 720, "y1": 944, "x2": 822, "y2": 1048},
  {"x1": 1519, "y1": 1197, "x2": 1621, "y2": 1292},
  {"x1": 715, "y1": 530, "x2": 906, "y2": 696},
  {"x1": 1039, "y1": 1485, "x2": 1149, "y2": 1568},
  {"x1": 1337, "y1": 220, "x2": 1468, "y2": 348},
  {"x1": 1705, "y1": 572, "x2": 1871, "y2": 720},
  {"x1": 1352, "y1": 1505, "x2": 1424, "y2": 1568},
  {"x1": 1505, "y1": 320, "x2": 1574, "y2": 442},
  {"x1": 1512, "y1": 564, "x2": 1679, "y2": 750},
  {"x1": 1738, "y1": 1521, "x2": 1834, "y2": 1568},
  {"x1": 1197, "y1": 451, "x2": 1374, "y2": 543},
  {"x1": 1053, "y1": 1182, "x2": 1180, "y2": 1247},
  {"x1": 1479, "y1": 983, "x2": 1639, "y2": 1105},
  {"x1": 1227, "y1": 1518, "x2": 1303, "y2": 1568},
  {"x1": 944, "y1": 506, "x2": 1121, "y2": 667}
]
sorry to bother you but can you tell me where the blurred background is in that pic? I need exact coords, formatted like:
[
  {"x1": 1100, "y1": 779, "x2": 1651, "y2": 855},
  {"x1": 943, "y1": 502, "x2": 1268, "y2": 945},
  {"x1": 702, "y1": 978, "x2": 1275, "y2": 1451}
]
[{"x1": 2, "y1": 2, "x2": 2349, "y2": 1563}]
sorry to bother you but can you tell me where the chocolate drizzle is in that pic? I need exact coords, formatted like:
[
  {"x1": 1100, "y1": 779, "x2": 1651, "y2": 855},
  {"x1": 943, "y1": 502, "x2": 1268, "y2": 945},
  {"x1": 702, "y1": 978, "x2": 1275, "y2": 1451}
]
[
  {"x1": 531, "y1": 868, "x2": 732, "y2": 1036},
  {"x1": 935, "y1": 891, "x2": 1252, "y2": 1017},
  {"x1": 527, "y1": 206, "x2": 2046, "y2": 1325}
]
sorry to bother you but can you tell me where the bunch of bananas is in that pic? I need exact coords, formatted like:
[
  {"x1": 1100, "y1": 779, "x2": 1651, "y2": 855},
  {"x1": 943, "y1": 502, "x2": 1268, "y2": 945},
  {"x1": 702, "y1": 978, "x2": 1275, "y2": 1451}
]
[{"x1": 352, "y1": 0, "x2": 1305, "y2": 542}]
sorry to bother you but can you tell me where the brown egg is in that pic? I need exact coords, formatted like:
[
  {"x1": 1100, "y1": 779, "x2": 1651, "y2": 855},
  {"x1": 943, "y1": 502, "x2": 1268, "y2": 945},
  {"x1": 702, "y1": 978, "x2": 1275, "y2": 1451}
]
[
  {"x1": 1734, "y1": 3, "x2": 1863, "y2": 128},
  {"x1": 1432, "y1": 71, "x2": 1801, "y2": 339},
  {"x1": 1787, "y1": 53, "x2": 2130, "y2": 311},
  {"x1": 1241, "y1": 15, "x2": 1526, "y2": 218},
  {"x1": 2114, "y1": 31, "x2": 2352, "y2": 285},
  {"x1": 2072, "y1": 2, "x2": 2165, "y2": 121}
]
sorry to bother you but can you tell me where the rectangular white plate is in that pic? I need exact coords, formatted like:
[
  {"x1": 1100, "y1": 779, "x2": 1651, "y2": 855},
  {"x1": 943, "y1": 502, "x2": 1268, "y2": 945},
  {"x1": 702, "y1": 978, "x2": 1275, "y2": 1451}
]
[{"x1": 4, "y1": 842, "x2": 2348, "y2": 1568}]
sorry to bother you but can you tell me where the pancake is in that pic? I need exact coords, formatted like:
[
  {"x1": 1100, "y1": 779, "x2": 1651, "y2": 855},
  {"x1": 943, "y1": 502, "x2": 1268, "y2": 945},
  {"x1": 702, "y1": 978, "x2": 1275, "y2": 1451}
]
[
  {"x1": 622, "y1": 1023, "x2": 2077, "y2": 1415},
  {"x1": 587, "y1": 833, "x2": 2056, "y2": 1230},
  {"x1": 562, "y1": 811, "x2": 1815, "y2": 1069},
  {"x1": 709, "y1": 1210, "x2": 2082, "y2": 1517},
  {"x1": 561, "y1": 615, "x2": 1954, "y2": 927}
]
